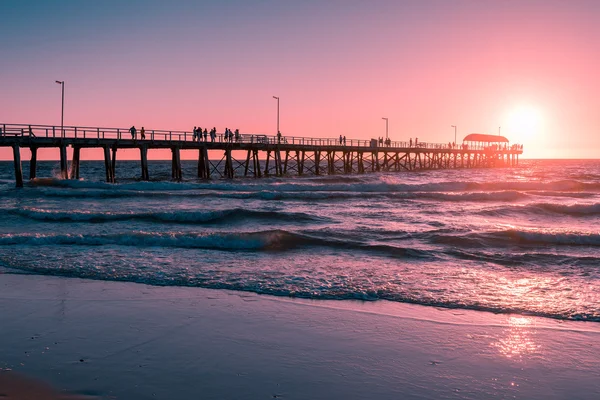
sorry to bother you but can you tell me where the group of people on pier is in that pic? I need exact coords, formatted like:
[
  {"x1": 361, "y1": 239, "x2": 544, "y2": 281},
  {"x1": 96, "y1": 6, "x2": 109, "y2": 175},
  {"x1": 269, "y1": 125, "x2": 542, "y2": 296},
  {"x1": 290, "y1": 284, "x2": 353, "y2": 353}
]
[
  {"x1": 193, "y1": 127, "x2": 240, "y2": 143},
  {"x1": 129, "y1": 126, "x2": 146, "y2": 140},
  {"x1": 378, "y1": 137, "x2": 393, "y2": 147}
]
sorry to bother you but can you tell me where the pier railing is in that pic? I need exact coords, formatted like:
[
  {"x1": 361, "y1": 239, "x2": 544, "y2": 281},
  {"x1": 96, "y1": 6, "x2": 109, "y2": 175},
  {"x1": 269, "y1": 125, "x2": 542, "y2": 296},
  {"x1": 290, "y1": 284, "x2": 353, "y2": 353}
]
[{"x1": 0, "y1": 123, "x2": 522, "y2": 151}]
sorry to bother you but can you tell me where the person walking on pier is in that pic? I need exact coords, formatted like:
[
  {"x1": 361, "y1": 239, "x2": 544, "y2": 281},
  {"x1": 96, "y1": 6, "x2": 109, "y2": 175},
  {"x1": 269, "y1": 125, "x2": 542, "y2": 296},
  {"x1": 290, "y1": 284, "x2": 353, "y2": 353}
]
[
  {"x1": 140, "y1": 127, "x2": 146, "y2": 140},
  {"x1": 193, "y1": 127, "x2": 197, "y2": 141},
  {"x1": 203, "y1": 128, "x2": 208, "y2": 141},
  {"x1": 343, "y1": 136, "x2": 346, "y2": 145},
  {"x1": 235, "y1": 129, "x2": 240, "y2": 142},
  {"x1": 277, "y1": 131, "x2": 282, "y2": 143},
  {"x1": 130, "y1": 126, "x2": 137, "y2": 140}
]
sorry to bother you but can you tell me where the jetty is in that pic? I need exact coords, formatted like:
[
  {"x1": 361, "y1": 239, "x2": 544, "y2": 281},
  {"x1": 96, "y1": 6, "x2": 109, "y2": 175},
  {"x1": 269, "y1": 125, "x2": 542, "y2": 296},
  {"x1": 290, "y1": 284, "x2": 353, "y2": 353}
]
[{"x1": 0, "y1": 123, "x2": 523, "y2": 187}]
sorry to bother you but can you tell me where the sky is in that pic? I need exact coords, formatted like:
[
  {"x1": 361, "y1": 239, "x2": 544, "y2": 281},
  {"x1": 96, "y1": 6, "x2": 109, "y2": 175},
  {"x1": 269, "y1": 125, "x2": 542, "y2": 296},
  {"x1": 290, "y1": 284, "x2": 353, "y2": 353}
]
[{"x1": 1, "y1": 0, "x2": 599, "y2": 159}]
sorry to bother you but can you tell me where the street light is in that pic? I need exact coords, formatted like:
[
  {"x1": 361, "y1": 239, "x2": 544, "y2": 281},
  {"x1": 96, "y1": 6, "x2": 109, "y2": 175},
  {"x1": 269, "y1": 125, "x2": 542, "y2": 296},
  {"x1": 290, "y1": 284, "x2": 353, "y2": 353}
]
[
  {"x1": 382, "y1": 117, "x2": 388, "y2": 139},
  {"x1": 272, "y1": 96, "x2": 280, "y2": 135},
  {"x1": 451, "y1": 125, "x2": 457, "y2": 144},
  {"x1": 55, "y1": 80, "x2": 64, "y2": 137}
]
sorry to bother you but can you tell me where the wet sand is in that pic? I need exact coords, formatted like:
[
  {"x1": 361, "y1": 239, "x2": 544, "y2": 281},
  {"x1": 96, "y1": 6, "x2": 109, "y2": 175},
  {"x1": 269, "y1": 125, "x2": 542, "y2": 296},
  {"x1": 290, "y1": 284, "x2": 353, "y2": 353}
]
[{"x1": 1, "y1": 271, "x2": 599, "y2": 399}]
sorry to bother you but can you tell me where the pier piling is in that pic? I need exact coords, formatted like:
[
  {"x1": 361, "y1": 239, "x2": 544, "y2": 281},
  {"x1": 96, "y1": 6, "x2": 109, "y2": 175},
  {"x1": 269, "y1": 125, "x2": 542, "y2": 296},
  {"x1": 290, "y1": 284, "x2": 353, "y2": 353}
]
[
  {"x1": 59, "y1": 145, "x2": 69, "y2": 179},
  {"x1": 140, "y1": 146, "x2": 149, "y2": 181},
  {"x1": 103, "y1": 146, "x2": 113, "y2": 183},
  {"x1": 111, "y1": 147, "x2": 117, "y2": 183},
  {"x1": 171, "y1": 147, "x2": 182, "y2": 181},
  {"x1": 29, "y1": 147, "x2": 37, "y2": 180},
  {"x1": 12, "y1": 145, "x2": 23, "y2": 188},
  {"x1": 70, "y1": 147, "x2": 80, "y2": 180}
]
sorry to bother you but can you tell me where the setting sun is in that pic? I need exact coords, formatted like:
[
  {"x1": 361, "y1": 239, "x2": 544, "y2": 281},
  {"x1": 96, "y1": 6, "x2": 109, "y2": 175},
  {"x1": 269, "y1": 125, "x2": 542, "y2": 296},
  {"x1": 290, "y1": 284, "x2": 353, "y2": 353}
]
[{"x1": 506, "y1": 105, "x2": 544, "y2": 141}]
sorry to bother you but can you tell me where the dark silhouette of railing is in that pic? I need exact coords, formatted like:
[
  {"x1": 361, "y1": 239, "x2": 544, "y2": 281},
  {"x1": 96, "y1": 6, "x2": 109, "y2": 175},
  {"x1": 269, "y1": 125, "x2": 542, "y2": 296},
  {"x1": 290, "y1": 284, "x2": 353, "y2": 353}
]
[{"x1": 0, "y1": 123, "x2": 522, "y2": 151}]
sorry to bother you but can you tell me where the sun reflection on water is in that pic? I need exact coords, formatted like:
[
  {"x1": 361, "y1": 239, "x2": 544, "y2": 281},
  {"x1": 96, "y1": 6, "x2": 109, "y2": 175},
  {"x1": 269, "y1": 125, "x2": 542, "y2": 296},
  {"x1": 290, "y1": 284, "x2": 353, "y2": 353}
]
[{"x1": 493, "y1": 316, "x2": 541, "y2": 359}]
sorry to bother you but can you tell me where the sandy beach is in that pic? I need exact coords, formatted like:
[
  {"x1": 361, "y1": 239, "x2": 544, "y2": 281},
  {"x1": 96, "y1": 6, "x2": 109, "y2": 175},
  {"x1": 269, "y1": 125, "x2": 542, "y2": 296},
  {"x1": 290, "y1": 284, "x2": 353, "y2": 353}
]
[{"x1": 1, "y1": 270, "x2": 599, "y2": 400}]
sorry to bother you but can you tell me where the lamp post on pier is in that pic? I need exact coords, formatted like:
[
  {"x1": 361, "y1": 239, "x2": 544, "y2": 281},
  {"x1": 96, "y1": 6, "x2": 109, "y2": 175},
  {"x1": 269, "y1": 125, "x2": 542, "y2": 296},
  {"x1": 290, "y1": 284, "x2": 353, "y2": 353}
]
[
  {"x1": 382, "y1": 117, "x2": 388, "y2": 139},
  {"x1": 55, "y1": 80, "x2": 64, "y2": 137},
  {"x1": 451, "y1": 125, "x2": 457, "y2": 144},
  {"x1": 273, "y1": 96, "x2": 280, "y2": 136}
]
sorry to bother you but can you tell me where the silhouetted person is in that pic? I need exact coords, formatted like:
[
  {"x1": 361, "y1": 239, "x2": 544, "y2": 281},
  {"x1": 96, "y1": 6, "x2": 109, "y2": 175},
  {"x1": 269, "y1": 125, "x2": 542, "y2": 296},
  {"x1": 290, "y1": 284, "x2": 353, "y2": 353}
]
[
  {"x1": 193, "y1": 126, "x2": 197, "y2": 141},
  {"x1": 415, "y1": 137, "x2": 418, "y2": 147},
  {"x1": 28, "y1": 125, "x2": 35, "y2": 137},
  {"x1": 203, "y1": 128, "x2": 208, "y2": 141},
  {"x1": 235, "y1": 129, "x2": 240, "y2": 142},
  {"x1": 130, "y1": 126, "x2": 137, "y2": 140},
  {"x1": 140, "y1": 127, "x2": 146, "y2": 140},
  {"x1": 277, "y1": 131, "x2": 282, "y2": 143},
  {"x1": 343, "y1": 136, "x2": 346, "y2": 145}
]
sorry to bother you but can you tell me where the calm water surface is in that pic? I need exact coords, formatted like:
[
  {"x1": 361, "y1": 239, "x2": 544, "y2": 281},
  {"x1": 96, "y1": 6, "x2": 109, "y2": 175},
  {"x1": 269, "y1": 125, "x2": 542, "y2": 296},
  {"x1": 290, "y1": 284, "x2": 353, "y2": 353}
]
[{"x1": 0, "y1": 159, "x2": 598, "y2": 322}]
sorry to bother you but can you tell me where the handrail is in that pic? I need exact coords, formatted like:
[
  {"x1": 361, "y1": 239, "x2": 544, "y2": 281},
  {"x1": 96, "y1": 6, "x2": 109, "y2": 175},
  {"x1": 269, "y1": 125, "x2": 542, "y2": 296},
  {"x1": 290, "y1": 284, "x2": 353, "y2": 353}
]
[{"x1": 0, "y1": 123, "x2": 523, "y2": 151}]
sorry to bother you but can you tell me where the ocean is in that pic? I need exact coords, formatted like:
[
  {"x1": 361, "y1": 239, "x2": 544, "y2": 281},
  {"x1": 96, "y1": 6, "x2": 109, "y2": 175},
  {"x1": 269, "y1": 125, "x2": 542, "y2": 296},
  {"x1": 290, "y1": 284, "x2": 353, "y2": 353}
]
[{"x1": 0, "y1": 159, "x2": 598, "y2": 322}]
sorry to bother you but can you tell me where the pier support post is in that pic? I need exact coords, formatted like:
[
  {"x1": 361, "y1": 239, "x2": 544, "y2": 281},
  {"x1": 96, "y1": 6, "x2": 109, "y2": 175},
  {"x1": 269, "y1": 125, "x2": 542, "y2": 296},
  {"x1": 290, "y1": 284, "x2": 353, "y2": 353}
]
[
  {"x1": 358, "y1": 152, "x2": 364, "y2": 174},
  {"x1": 59, "y1": 145, "x2": 69, "y2": 179},
  {"x1": 244, "y1": 150, "x2": 251, "y2": 177},
  {"x1": 264, "y1": 151, "x2": 271, "y2": 176},
  {"x1": 274, "y1": 150, "x2": 282, "y2": 176},
  {"x1": 253, "y1": 150, "x2": 261, "y2": 178},
  {"x1": 140, "y1": 146, "x2": 149, "y2": 181},
  {"x1": 314, "y1": 151, "x2": 321, "y2": 175},
  {"x1": 171, "y1": 147, "x2": 182, "y2": 181},
  {"x1": 224, "y1": 148, "x2": 234, "y2": 179},
  {"x1": 198, "y1": 147, "x2": 208, "y2": 179},
  {"x1": 203, "y1": 147, "x2": 210, "y2": 179},
  {"x1": 103, "y1": 146, "x2": 113, "y2": 183},
  {"x1": 298, "y1": 151, "x2": 305, "y2": 176},
  {"x1": 70, "y1": 147, "x2": 81, "y2": 180},
  {"x1": 29, "y1": 147, "x2": 38, "y2": 180},
  {"x1": 283, "y1": 151, "x2": 289, "y2": 174},
  {"x1": 110, "y1": 147, "x2": 117, "y2": 183},
  {"x1": 12, "y1": 145, "x2": 23, "y2": 188}
]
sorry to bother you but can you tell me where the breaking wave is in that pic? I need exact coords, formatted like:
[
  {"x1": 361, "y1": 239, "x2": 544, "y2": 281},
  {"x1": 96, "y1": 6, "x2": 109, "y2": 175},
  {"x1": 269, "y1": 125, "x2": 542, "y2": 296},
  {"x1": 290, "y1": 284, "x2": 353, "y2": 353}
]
[
  {"x1": 0, "y1": 229, "x2": 435, "y2": 258},
  {"x1": 9, "y1": 207, "x2": 327, "y2": 224}
]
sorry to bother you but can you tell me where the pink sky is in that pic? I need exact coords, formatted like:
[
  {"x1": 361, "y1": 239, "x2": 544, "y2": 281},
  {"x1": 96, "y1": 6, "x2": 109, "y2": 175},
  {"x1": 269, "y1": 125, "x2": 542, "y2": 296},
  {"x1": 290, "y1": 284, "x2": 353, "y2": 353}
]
[{"x1": 1, "y1": 0, "x2": 599, "y2": 160}]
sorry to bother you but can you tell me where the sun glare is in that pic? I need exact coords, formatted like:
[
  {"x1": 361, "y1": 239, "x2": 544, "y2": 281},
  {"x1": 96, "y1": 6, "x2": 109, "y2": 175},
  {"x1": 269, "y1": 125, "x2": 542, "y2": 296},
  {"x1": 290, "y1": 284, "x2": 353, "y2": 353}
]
[{"x1": 506, "y1": 105, "x2": 543, "y2": 141}]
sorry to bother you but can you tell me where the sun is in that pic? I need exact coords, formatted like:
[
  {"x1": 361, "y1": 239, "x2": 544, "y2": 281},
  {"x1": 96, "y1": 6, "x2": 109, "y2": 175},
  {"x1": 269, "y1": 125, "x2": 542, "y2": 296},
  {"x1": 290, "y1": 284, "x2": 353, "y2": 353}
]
[{"x1": 505, "y1": 105, "x2": 543, "y2": 140}]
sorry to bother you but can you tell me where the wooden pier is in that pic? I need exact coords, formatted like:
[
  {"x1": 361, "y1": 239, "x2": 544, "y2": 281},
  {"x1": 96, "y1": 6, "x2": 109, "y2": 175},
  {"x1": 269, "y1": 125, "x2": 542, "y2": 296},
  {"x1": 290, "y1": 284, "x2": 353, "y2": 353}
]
[{"x1": 0, "y1": 123, "x2": 523, "y2": 187}]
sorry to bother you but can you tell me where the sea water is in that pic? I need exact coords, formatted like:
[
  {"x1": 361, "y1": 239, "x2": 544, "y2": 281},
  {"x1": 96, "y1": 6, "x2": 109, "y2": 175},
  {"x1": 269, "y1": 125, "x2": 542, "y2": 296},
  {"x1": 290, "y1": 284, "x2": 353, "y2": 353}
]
[{"x1": 0, "y1": 159, "x2": 598, "y2": 322}]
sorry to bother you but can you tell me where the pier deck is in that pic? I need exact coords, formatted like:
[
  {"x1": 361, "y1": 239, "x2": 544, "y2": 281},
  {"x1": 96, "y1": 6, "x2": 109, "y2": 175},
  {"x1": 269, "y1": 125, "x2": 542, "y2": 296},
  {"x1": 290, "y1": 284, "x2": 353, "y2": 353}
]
[{"x1": 0, "y1": 123, "x2": 523, "y2": 187}]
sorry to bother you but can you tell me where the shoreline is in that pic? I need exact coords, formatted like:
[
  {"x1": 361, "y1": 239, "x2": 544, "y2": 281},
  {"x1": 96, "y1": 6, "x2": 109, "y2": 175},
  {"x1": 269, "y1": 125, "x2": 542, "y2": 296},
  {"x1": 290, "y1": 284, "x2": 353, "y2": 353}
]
[{"x1": 2, "y1": 271, "x2": 599, "y2": 399}]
